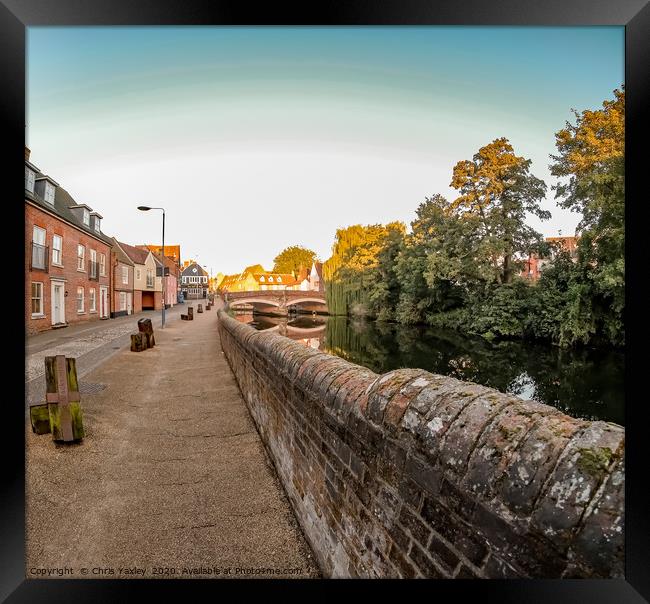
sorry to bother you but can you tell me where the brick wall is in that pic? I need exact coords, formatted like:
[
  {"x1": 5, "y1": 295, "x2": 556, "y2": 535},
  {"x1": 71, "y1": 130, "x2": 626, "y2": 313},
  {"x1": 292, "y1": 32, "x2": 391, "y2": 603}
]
[
  {"x1": 217, "y1": 310, "x2": 624, "y2": 579},
  {"x1": 26, "y1": 203, "x2": 111, "y2": 334}
]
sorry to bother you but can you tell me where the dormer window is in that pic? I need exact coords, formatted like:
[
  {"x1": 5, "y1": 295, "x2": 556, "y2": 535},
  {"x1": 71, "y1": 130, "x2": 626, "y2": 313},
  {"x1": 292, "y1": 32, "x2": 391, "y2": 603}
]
[
  {"x1": 260, "y1": 276, "x2": 265, "y2": 282},
  {"x1": 269, "y1": 276, "x2": 274, "y2": 283},
  {"x1": 44, "y1": 182, "x2": 56, "y2": 204},
  {"x1": 83, "y1": 209, "x2": 90, "y2": 225},
  {"x1": 94, "y1": 218, "x2": 101, "y2": 232},
  {"x1": 25, "y1": 167, "x2": 35, "y2": 193},
  {"x1": 277, "y1": 276, "x2": 282, "y2": 283}
]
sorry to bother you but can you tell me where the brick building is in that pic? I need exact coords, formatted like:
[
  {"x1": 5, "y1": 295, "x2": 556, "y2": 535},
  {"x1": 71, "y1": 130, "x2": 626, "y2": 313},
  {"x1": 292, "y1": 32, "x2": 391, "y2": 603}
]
[
  {"x1": 110, "y1": 237, "x2": 135, "y2": 317},
  {"x1": 26, "y1": 149, "x2": 112, "y2": 334},
  {"x1": 521, "y1": 236, "x2": 580, "y2": 281}
]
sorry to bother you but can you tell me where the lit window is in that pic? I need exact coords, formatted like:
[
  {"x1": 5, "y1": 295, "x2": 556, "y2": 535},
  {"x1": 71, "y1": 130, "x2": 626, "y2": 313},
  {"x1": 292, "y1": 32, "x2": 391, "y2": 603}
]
[
  {"x1": 83, "y1": 209, "x2": 90, "y2": 225},
  {"x1": 77, "y1": 244, "x2": 85, "y2": 270},
  {"x1": 25, "y1": 167, "x2": 35, "y2": 192},
  {"x1": 77, "y1": 287, "x2": 85, "y2": 313},
  {"x1": 260, "y1": 276, "x2": 265, "y2": 282},
  {"x1": 52, "y1": 235, "x2": 62, "y2": 265},
  {"x1": 89, "y1": 288, "x2": 96, "y2": 312},
  {"x1": 44, "y1": 182, "x2": 56, "y2": 204},
  {"x1": 31, "y1": 282, "x2": 44, "y2": 316}
]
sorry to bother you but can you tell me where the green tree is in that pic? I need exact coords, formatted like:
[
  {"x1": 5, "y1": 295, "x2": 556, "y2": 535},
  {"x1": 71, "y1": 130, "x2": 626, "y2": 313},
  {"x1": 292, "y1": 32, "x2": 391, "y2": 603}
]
[
  {"x1": 550, "y1": 87, "x2": 625, "y2": 346},
  {"x1": 272, "y1": 245, "x2": 317, "y2": 275},
  {"x1": 450, "y1": 138, "x2": 550, "y2": 284}
]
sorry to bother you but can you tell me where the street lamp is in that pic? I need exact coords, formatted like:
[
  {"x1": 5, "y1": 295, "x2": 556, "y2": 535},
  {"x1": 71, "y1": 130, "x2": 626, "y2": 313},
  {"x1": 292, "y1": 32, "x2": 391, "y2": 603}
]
[{"x1": 137, "y1": 205, "x2": 166, "y2": 328}]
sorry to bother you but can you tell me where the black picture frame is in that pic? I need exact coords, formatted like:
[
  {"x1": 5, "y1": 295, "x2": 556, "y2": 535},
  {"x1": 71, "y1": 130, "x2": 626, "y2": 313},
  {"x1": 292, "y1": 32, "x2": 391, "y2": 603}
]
[{"x1": 2, "y1": 1, "x2": 647, "y2": 601}]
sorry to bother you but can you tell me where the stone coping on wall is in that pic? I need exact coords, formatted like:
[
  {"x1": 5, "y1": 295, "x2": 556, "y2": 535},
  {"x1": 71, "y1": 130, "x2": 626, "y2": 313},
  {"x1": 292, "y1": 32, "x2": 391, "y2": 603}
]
[{"x1": 217, "y1": 309, "x2": 624, "y2": 578}]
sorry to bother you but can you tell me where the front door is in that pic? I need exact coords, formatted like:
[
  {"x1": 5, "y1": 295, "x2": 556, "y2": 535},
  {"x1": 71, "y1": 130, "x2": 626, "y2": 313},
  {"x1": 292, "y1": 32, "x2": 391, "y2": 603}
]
[
  {"x1": 51, "y1": 282, "x2": 65, "y2": 325},
  {"x1": 99, "y1": 286, "x2": 108, "y2": 318},
  {"x1": 127, "y1": 292, "x2": 133, "y2": 315}
]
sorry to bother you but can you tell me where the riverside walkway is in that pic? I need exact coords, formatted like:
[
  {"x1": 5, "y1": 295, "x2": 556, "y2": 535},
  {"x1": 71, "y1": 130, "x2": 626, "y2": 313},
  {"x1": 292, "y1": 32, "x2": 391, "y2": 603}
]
[{"x1": 25, "y1": 301, "x2": 319, "y2": 579}]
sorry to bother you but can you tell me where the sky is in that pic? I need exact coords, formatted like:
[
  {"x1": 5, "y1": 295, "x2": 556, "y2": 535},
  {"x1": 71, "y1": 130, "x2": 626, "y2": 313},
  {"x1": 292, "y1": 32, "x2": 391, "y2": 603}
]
[{"x1": 27, "y1": 26, "x2": 624, "y2": 276}]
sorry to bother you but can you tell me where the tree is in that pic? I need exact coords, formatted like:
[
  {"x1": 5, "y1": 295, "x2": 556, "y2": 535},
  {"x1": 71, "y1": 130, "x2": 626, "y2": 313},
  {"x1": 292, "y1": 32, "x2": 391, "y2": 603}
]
[
  {"x1": 449, "y1": 138, "x2": 550, "y2": 284},
  {"x1": 272, "y1": 245, "x2": 317, "y2": 275},
  {"x1": 550, "y1": 87, "x2": 625, "y2": 346}
]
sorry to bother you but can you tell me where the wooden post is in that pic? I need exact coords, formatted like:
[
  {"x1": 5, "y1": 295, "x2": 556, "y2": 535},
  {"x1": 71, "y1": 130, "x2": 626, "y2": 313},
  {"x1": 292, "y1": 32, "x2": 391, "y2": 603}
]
[
  {"x1": 30, "y1": 403, "x2": 51, "y2": 434},
  {"x1": 137, "y1": 318, "x2": 155, "y2": 348},
  {"x1": 44, "y1": 355, "x2": 84, "y2": 442},
  {"x1": 188, "y1": 306, "x2": 194, "y2": 320},
  {"x1": 197, "y1": 303, "x2": 203, "y2": 313},
  {"x1": 131, "y1": 332, "x2": 147, "y2": 351}
]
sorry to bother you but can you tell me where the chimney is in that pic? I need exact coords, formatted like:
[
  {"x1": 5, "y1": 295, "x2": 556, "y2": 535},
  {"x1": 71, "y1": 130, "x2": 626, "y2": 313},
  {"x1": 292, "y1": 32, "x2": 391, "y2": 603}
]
[{"x1": 25, "y1": 147, "x2": 31, "y2": 161}]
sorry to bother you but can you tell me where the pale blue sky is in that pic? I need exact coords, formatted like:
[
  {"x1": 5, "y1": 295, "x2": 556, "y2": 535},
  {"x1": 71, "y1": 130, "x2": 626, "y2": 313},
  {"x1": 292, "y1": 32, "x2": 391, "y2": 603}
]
[{"x1": 27, "y1": 27, "x2": 624, "y2": 275}]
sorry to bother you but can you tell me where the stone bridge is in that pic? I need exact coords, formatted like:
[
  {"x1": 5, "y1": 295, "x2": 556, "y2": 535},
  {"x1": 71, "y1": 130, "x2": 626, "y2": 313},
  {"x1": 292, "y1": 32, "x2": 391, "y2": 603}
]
[
  {"x1": 217, "y1": 309, "x2": 624, "y2": 579},
  {"x1": 224, "y1": 290, "x2": 328, "y2": 316}
]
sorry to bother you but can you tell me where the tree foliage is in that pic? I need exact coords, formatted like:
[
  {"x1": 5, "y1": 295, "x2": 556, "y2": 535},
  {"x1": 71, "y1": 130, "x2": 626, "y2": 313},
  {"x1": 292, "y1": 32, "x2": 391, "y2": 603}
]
[
  {"x1": 272, "y1": 245, "x2": 317, "y2": 275},
  {"x1": 321, "y1": 90, "x2": 624, "y2": 349}
]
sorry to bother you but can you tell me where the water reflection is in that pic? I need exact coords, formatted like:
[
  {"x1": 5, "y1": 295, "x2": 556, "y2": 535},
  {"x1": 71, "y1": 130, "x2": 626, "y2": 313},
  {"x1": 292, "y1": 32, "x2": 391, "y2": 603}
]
[{"x1": 234, "y1": 312, "x2": 624, "y2": 425}]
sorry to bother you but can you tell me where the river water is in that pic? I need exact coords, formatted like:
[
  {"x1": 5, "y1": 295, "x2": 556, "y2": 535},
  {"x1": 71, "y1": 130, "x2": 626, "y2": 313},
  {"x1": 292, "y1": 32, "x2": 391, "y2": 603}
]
[{"x1": 234, "y1": 312, "x2": 624, "y2": 426}]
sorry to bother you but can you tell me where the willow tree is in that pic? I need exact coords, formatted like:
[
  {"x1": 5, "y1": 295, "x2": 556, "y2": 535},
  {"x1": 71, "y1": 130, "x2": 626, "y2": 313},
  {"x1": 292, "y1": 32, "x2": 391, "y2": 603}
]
[
  {"x1": 323, "y1": 222, "x2": 405, "y2": 316},
  {"x1": 450, "y1": 138, "x2": 549, "y2": 285}
]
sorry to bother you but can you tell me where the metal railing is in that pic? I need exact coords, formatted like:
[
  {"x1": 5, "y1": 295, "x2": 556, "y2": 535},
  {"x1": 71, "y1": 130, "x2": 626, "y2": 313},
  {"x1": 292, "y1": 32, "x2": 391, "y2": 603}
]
[{"x1": 30, "y1": 242, "x2": 48, "y2": 271}]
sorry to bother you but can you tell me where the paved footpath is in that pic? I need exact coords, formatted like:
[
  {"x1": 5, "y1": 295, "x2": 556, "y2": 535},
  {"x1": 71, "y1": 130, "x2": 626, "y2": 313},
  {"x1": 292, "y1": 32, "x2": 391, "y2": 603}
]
[{"x1": 26, "y1": 302, "x2": 320, "y2": 579}]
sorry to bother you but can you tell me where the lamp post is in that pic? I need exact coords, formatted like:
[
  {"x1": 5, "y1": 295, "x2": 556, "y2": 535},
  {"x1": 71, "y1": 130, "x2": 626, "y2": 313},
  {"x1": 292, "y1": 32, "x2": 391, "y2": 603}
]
[{"x1": 137, "y1": 205, "x2": 166, "y2": 328}]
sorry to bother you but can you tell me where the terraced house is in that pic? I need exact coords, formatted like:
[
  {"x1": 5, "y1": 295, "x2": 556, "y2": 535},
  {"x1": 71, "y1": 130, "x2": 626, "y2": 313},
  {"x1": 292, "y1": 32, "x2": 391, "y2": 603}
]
[{"x1": 25, "y1": 148, "x2": 112, "y2": 334}]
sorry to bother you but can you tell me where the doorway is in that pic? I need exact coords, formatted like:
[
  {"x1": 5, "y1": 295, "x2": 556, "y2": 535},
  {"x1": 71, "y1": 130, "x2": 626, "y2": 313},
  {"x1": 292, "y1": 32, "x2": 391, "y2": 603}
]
[
  {"x1": 100, "y1": 286, "x2": 109, "y2": 318},
  {"x1": 51, "y1": 282, "x2": 65, "y2": 325}
]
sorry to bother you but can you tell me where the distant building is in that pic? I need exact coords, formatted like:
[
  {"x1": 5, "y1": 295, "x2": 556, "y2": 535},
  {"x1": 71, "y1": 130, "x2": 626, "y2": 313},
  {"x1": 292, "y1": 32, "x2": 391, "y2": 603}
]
[
  {"x1": 521, "y1": 236, "x2": 580, "y2": 281},
  {"x1": 181, "y1": 262, "x2": 209, "y2": 299},
  {"x1": 141, "y1": 244, "x2": 181, "y2": 268}
]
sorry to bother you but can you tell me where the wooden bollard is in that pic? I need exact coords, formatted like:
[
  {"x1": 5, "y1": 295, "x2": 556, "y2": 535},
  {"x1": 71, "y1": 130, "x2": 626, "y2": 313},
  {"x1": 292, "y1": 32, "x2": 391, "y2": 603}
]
[
  {"x1": 206, "y1": 303, "x2": 211, "y2": 311},
  {"x1": 181, "y1": 314, "x2": 188, "y2": 320},
  {"x1": 188, "y1": 307, "x2": 194, "y2": 320},
  {"x1": 197, "y1": 303, "x2": 203, "y2": 313},
  {"x1": 44, "y1": 355, "x2": 84, "y2": 442},
  {"x1": 131, "y1": 332, "x2": 147, "y2": 351},
  {"x1": 30, "y1": 403, "x2": 51, "y2": 435},
  {"x1": 137, "y1": 318, "x2": 155, "y2": 348}
]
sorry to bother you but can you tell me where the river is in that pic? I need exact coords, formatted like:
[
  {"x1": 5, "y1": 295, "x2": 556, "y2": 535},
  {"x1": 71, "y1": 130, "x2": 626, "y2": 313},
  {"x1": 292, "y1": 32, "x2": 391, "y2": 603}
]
[{"x1": 234, "y1": 312, "x2": 624, "y2": 425}]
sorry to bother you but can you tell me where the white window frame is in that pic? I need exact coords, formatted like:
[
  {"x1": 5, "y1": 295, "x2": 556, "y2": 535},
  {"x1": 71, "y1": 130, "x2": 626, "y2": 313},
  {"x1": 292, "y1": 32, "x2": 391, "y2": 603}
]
[
  {"x1": 89, "y1": 288, "x2": 97, "y2": 313},
  {"x1": 52, "y1": 234, "x2": 63, "y2": 266},
  {"x1": 94, "y1": 218, "x2": 101, "y2": 232},
  {"x1": 99, "y1": 253, "x2": 106, "y2": 276},
  {"x1": 83, "y1": 209, "x2": 90, "y2": 225},
  {"x1": 119, "y1": 291, "x2": 127, "y2": 311},
  {"x1": 77, "y1": 287, "x2": 85, "y2": 313},
  {"x1": 44, "y1": 182, "x2": 56, "y2": 204},
  {"x1": 122, "y1": 265, "x2": 129, "y2": 285},
  {"x1": 146, "y1": 268, "x2": 154, "y2": 288},
  {"x1": 77, "y1": 244, "x2": 85, "y2": 271},
  {"x1": 31, "y1": 282, "x2": 44, "y2": 317},
  {"x1": 25, "y1": 167, "x2": 35, "y2": 192}
]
